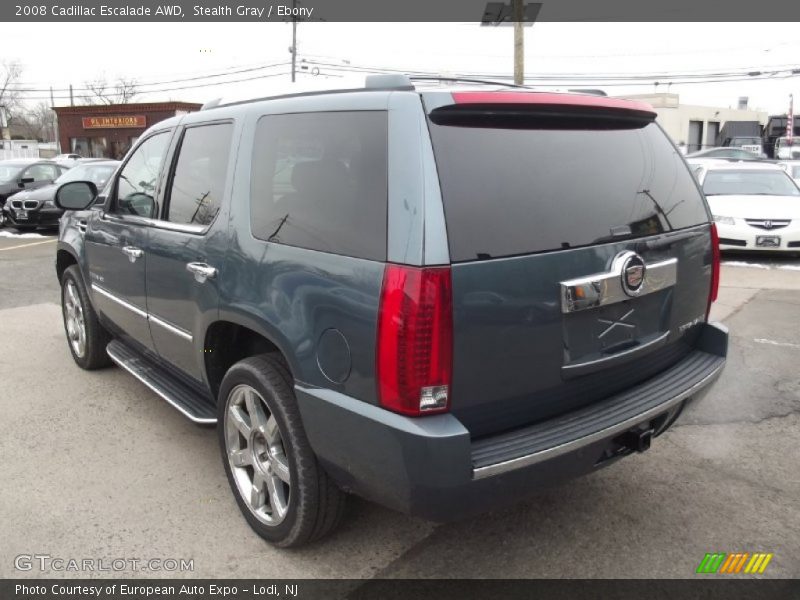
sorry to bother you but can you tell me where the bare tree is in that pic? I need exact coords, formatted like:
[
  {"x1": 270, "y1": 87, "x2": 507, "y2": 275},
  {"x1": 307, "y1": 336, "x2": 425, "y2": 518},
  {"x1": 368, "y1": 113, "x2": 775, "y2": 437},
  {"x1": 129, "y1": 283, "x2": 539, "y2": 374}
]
[
  {"x1": 82, "y1": 76, "x2": 139, "y2": 105},
  {"x1": 0, "y1": 60, "x2": 23, "y2": 110},
  {"x1": 13, "y1": 102, "x2": 56, "y2": 141}
]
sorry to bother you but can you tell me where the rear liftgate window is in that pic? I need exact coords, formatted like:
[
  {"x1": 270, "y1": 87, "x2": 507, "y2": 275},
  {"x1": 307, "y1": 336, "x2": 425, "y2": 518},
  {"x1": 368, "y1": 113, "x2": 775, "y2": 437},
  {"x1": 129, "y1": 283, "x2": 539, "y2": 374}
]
[
  {"x1": 428, "y1": 105, "x2": 709, "y2": 262},
  {"x1": 250, "y1": 111, "x2": 388, "y2": 261}
]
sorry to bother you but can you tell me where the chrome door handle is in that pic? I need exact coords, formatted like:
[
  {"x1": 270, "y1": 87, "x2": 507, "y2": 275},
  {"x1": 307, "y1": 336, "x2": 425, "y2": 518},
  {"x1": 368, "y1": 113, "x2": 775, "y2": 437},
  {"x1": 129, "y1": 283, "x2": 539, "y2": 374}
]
[
  {"x1": 122, "y1": 245, "x2": 143, "y2": 262},
  {"x1": 186, "y1": 262, "x2": 217, "y2": 283}
]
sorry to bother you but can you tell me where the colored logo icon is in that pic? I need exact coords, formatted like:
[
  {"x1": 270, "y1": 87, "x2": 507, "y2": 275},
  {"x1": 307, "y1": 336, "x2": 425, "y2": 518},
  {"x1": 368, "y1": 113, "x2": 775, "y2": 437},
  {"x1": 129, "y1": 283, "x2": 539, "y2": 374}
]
[{"x1": 696, "y1": 552, "x2": 773, "y2": 574}]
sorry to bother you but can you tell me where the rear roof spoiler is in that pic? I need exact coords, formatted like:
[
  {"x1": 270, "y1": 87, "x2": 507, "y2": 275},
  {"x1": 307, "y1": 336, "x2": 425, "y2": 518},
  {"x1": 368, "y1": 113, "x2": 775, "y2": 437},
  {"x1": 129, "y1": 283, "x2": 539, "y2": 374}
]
[{"x1": 449, "y1": 91, "x2": 656, "y2": 117}]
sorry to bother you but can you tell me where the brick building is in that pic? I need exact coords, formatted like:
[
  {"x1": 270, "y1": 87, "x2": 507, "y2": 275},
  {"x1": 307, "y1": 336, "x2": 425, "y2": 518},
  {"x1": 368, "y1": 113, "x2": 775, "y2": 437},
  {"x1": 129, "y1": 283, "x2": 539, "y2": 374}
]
[{"x1": 53, "y1": 102, "x2": 202, "y2": 160}]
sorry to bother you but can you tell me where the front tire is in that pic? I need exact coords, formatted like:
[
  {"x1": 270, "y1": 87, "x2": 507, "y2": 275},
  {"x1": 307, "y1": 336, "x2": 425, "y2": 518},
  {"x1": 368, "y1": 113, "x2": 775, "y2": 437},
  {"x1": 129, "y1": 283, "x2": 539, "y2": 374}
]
[
  {"x1": 60, "y1": 265, "x2": 112, "y2": 369},
  {"x1": 218, "y1": 354, "x2": 346, "y2": 547}
]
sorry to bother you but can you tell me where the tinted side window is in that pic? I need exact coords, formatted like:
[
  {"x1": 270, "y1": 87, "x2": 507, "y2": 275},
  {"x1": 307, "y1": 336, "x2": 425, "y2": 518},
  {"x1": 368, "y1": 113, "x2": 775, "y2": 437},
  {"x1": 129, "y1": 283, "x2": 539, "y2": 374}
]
[
  {"x1": 250, "y1": 111, "x2": 388, "y2": 261},
  {"x1": 25, "y1": 164, "x2": 57, "y2": 181},
  {"x1": 429, "y1": 119, "x2": 709, "y2": 262},
  {"x1": 114, "y1": 132, "x2": 170, "y2": 218},
  {"x1": 165, "y1": 123, "x2": 234, "y2": 227}
]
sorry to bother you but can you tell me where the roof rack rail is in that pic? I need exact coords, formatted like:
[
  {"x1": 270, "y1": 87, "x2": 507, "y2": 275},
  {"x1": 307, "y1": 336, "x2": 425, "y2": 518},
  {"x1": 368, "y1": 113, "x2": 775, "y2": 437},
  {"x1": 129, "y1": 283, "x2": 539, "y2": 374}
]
[
  {"x1": 409, "y1": 76, "x2": 530, "y2": 89},
  {"x1": 364, "y1": 74, "x2": 415, "y2": 90}
]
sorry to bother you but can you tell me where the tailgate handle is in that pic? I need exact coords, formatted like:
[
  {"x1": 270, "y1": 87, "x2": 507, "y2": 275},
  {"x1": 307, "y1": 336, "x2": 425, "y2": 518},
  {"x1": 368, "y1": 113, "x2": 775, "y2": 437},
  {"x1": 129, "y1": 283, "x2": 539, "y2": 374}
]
[
  {"x1": 562, "y1": 331, "x2": 670, "y2": 379},
  {"x1": 560, "y1": 252, "x2": 677, "y2": 314}
]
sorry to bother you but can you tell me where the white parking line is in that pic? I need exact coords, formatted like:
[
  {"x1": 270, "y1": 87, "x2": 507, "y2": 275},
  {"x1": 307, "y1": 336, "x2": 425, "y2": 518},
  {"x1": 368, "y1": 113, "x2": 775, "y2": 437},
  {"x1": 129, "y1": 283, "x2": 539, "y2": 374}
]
[
  {"x1": 754, "y1": 338, "x2": 800, "y2": 349},
  {"x1": 0, "y1": 239, "x2": 56, "y2": 252},
  {"x1": 722, "y1": 261, "x2": 772, "y2": 269}
]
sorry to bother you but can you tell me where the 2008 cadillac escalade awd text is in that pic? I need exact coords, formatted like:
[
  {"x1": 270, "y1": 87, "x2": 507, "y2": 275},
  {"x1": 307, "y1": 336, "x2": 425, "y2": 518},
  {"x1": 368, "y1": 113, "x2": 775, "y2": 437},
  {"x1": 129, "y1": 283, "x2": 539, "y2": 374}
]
[{"x1": 54, "y1": 75, "x2": 728, "y2": 547}]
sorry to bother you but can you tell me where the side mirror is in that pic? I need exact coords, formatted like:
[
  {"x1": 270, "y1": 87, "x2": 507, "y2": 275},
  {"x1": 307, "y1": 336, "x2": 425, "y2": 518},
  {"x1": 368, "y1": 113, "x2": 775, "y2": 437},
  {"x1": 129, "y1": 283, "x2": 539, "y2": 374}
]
[
  {"x1": 19, "y1": 177, "x2": 34, "y2": 188},
  {"x1": 55, "y1": 181, "x2": 98, "y2": 211}
]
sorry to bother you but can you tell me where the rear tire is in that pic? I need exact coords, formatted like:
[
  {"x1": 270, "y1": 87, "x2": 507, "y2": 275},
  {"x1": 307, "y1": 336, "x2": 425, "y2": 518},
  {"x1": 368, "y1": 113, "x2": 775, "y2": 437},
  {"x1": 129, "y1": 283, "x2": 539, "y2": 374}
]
[
  {"x1": 60, "y1": 265, "x2": 112, "y2": 369},
  {"x1": 218, "y1": 354, "x2": 346, "y2": 547}
]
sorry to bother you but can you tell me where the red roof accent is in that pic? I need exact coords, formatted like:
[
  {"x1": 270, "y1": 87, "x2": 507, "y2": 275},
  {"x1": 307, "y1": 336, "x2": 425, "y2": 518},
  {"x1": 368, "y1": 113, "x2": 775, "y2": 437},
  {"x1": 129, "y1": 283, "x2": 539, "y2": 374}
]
[{"x1": 450, "y1": 91, "x2": 655, "y2": 115}]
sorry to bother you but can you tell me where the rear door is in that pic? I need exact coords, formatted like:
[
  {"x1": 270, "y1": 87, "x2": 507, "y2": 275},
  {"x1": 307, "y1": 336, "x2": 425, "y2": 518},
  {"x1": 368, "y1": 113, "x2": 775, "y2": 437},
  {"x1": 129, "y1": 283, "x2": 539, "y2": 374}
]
[
  {"x1": 425, "y1": 93, "x2": 713, "y2": 437},
  {"x1": 144, "y1": 120, "x2": 235, "y2": 382}
]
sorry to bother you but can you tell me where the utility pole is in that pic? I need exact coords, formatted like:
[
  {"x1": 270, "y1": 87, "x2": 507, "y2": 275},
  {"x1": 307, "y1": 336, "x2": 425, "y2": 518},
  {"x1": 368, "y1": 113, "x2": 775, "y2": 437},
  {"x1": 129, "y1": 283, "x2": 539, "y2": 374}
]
[
  {"x1": 290, "y1": 0, "x2": 297, "y2": 82},
  {"x1": 69, "y1": 84, "x2": 74, "y2": 106},
  {"x1": 50, "y1": 86, "x2": 59, "y2": 146},
  {"x1": 481, "y1": 2, "x2": 539, "y2": 85},
  {"x1": 513, "y1": 0, "x2": 524, "y2": 85},
  {"x1": 0, "y1": 105, "x2": 9, "y2": 142}
]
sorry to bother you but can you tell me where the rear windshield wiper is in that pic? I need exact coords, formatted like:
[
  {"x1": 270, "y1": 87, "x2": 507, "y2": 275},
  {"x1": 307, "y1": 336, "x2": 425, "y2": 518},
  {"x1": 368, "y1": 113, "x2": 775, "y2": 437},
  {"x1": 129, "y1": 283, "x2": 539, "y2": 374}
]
[{"x1": 635, "y1": 230, "x2": 704, "y2": 252}]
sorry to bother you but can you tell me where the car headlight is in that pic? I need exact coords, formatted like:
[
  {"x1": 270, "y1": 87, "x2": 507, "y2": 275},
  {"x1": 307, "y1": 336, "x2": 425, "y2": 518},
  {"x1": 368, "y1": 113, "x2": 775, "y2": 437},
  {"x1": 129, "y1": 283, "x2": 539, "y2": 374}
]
[
  {"x1": 43, "y1": 200, "x2": 55, "y2": 208},
  {"x1": 713, "y1": 215, "x2": 735, "y2": 225}
]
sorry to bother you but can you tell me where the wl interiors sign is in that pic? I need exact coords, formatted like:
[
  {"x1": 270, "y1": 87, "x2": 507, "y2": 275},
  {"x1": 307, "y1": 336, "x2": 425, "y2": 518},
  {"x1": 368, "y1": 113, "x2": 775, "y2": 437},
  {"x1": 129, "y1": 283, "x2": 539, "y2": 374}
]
[{"x1": 82, "y1": 115, "x2": 146, "y2": 129}]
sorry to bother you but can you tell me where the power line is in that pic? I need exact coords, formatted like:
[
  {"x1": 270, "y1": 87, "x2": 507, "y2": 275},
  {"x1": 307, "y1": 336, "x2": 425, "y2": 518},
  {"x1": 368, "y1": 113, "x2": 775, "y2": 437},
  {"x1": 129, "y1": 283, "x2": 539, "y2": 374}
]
[
  {"x1": 299, "y1": 59, "x2": 800, "y2": 87},
  {"x1": 11, "y1": 70, "x2": 293, "y2": 103},
  {"x1": 6, "y1": 61, "x2": 291, "y2": 93},
  {"x1": 301, "y1": 58, "x2": 800, "y2": 82}
]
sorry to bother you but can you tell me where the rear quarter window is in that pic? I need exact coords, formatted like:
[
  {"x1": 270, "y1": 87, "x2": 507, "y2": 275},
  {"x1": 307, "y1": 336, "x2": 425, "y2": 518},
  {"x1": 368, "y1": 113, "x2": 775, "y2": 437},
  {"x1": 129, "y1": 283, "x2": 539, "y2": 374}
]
[
  {"x1": 250, "y1": 111, "x2": 388, "y2": 261},
  {"x1": 428, "y1": 117, "x2": 709, "y2": 262}
]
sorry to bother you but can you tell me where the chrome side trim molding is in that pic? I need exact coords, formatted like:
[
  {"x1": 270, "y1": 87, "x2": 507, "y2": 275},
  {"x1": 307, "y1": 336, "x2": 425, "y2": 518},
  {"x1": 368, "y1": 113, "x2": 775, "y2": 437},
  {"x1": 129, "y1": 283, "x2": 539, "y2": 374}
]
[
  {"x1": 91, "y1": 283, "x2": 192, "y2": 342},
  {"x1": 472, "y1": 360, "x2": 724, "y2": 480},
  {"x1": 149, "y1": 313, "x2": 193, "y2": 342},
  {"x1": 91, "y1": 283, "x2": 148, "y2": 319},
  {"x1": 106, "y1": 344, "x2": 216, "y2": 425},
  {"x1": 560, "y1": 255, "x2": 678, "y2": 314}
]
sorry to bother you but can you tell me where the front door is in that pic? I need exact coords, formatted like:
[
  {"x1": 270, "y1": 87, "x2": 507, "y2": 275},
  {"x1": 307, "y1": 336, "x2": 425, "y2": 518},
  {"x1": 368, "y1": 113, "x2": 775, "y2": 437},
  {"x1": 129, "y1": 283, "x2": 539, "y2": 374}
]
[
  {"x1": 85, "y1": 130, "x2": 172, "y2": 352},
  {"x1": 145, "y1": 121, "x2": 235, "y2": 381}
]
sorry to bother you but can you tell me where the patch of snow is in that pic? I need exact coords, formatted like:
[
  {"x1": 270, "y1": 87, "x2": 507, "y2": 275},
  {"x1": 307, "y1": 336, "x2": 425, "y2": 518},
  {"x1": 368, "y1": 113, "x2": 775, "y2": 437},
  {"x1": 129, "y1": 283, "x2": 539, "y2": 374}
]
[{"x1": 0, "y1": 230, "x2": 45, "y2": 239}]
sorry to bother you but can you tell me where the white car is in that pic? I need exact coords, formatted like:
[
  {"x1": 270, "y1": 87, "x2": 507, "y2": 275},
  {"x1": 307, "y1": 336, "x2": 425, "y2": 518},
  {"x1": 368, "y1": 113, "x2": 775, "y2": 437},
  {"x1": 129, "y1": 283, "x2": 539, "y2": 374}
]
[
  {"x1": 778, "y1": 160, "x2": 800, "y2": 186},
  {"x1": 695, "y1": 162, "x2": 800, "y2": 253},
  {"x1": 51, "y1": 153, "x2": 83, "y2": 168},
  {"x1": 774, "y1": 137, "x2": 800, "y2": 160}
]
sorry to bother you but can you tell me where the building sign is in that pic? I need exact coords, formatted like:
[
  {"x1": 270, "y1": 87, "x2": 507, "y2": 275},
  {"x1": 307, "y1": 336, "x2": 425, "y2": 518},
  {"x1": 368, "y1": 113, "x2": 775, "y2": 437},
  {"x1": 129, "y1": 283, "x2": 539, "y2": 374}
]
[{"x1": 82, "y1": 115, "x2": 147, "y2": 129}]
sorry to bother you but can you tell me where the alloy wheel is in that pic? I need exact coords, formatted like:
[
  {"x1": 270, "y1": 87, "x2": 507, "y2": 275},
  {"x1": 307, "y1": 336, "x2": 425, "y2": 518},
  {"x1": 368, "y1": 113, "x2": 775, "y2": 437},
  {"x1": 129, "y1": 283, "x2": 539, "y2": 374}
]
[
  {"x1": 225, "y1": 384, "x2": 291, "y2": 526},
  {"x1": 63, "y1": 280, "x2": 86, "y2": 358}
]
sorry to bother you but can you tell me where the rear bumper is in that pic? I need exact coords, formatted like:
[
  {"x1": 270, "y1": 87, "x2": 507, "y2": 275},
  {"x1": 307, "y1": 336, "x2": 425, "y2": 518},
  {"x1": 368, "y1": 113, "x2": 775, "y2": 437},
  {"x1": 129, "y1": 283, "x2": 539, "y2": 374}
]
[{"x1": 296, "y1": 322, "x2": 728, "y2": 522}]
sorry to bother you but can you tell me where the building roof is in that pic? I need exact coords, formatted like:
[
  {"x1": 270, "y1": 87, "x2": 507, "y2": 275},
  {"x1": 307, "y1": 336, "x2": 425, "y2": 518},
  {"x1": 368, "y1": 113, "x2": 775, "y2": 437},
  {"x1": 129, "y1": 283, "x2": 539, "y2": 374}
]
[{"x1": 53, "y1": 101, "x2": 202, "y2": 115}]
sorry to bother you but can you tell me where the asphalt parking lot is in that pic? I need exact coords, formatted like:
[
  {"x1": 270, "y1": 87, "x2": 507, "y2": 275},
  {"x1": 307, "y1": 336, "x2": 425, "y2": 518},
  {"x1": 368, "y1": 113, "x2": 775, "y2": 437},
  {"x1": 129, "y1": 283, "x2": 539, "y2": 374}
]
[{"x1": 0, "y1": 228, "x2": 798, "y2": 579}]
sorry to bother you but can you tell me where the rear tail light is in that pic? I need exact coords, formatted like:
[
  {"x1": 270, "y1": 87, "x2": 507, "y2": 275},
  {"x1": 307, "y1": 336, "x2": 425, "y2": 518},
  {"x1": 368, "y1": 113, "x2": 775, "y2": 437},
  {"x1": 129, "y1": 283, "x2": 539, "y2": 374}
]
[
  {"x1": 707, "y1": 222, "x2": 721, "y2": 317},
  {"x1": 376, "y1": 265, "x2": 453, "y2": 416}
]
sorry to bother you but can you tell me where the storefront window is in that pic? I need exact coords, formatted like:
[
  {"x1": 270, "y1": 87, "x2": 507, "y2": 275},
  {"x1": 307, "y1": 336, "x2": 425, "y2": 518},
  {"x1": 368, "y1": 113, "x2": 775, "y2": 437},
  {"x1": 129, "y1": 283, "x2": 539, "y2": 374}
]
[
  {"x1": 90, "y1": 137, "x2": 108, "y2": 158},
  {"x1": 111, "y1": 140, "x2": 127, "y2": 160},
  {"x1": 70, "y1": 138, "x2": 90, "y2": 156},
  {"x1": 69, "y1": 137, "x2": 108, "y2": 158}
]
